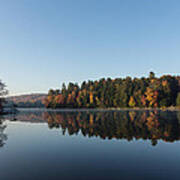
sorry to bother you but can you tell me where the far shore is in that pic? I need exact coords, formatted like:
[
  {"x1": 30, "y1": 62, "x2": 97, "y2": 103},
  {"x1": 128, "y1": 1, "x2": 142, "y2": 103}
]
[{"x1": 14, "y1": 106, "x2": 180, "y2": 112}]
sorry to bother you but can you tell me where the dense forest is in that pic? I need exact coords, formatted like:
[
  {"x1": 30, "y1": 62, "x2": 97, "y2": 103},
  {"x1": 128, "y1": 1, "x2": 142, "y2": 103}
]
[{"x1": 44, "y1": 72, "x2": 180, "y2": 109}]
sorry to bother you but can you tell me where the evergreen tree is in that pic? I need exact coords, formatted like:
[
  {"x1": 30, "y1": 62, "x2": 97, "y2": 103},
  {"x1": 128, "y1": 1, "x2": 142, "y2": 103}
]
[{"x1": 44, "y1": 73, "x2": 180, "y2": 109}]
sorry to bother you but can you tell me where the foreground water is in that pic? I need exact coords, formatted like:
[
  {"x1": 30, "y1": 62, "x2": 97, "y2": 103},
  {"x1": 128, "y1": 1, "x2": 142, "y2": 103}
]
[{"x1": 0, "y1": 109, "x2": 180, "y2": 180}]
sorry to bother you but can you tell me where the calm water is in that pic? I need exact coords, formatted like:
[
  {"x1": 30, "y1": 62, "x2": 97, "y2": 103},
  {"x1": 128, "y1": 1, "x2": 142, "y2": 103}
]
[{"x1": 0, "y1": 109, "x2": 180, "y2": 180}]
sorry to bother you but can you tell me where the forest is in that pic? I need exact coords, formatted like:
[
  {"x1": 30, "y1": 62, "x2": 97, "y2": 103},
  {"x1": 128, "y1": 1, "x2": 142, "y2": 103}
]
[{"x1": 44, "y1": 72, "x2": 180, "y2": 109}]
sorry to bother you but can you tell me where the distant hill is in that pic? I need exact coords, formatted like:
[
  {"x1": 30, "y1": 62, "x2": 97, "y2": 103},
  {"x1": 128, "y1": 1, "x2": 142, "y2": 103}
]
[{"x1": 7, "y1": 94, "x2": 47, "y2": 108}]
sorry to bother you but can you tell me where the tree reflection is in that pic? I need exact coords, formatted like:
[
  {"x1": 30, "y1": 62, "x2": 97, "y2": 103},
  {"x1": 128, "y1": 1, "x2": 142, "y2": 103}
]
[
  {"x1": 11, "y1": 110, "x2": 180, "y2": 146},
  {"x1": 0, "y1": 117, "x2": 7, "y2": 147},
  {"x1": 42, "y1": 111, "x2": 180, "y2": 146}
]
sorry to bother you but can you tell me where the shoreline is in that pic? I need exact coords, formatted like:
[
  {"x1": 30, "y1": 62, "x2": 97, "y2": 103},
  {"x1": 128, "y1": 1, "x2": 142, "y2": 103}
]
[{"x1": 14, "y1": 107, "x2": 180, "y2": 112}]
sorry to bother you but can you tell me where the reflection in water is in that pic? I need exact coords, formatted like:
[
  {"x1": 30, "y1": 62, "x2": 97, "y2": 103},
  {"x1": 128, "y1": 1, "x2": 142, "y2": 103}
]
[
  {"x1": 1, "y1": 110, "x2": 180, "y2": 180},
  {"x1": 0, "y1": 117, "x2": 7, "y2": 147},
  {"x1": 9, "y1": 110, "x2": 180, "y2": 146}
]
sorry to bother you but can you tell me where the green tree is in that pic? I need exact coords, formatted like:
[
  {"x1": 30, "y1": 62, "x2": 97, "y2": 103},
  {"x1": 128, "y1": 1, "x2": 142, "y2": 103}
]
[
  {"x1": 45, "y1": 73, "x2": 180, "y2": 109},
  {"x1": 149, "y1": 71, "x2": 155, "y2": 79}
]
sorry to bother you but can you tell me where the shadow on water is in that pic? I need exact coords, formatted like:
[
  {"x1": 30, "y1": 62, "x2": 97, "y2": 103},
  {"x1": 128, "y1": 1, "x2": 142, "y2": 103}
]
[
  {"x1": 5, "y1": 110, "x2": 180, "y2": 146},
  {"x1": 0, "y1": 116, "x2": 7, "y2": 148}
]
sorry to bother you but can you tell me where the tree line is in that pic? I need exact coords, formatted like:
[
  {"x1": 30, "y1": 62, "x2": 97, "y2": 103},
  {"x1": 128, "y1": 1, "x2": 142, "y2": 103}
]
[{"x1": 44, "y1": 72, "x2": 180, "y2": 108}]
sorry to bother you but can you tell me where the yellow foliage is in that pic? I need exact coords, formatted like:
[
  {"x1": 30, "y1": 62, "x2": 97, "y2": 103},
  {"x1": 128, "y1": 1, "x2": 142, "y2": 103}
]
[
  {"x1": 129, "y1": 111, "x2": 136, "y2": 121},
  {"x1": 89, "y1": 92, "x2": 93, "y2": 104},
  {"x1": 89, "y1": 114, "x2": 94, "y2": 125},
  {"x1": 162, "y1": 80, "x2": 168, "y2": 87},
  {"x1": 128, "y1": 96, "x2": 136, "y2": 107}
]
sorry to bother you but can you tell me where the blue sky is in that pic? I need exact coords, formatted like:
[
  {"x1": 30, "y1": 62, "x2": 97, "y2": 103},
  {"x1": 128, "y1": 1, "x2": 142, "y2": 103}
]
[{"x1": 0, "y1": 0, "x2": 180, "y2": 95}]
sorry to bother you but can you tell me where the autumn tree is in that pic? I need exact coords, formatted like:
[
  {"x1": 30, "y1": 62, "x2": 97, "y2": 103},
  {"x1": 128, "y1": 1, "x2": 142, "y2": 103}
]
[
  {"x1": 128, "y1": 96, "x2": 136, "y2": 107},
  {"x1": 45, "y1": 73, "x2": 180, "y2": 109}
]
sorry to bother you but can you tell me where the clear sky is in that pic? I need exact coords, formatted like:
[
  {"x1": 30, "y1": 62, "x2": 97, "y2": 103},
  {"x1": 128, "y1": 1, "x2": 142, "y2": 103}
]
[{"x1": 0, "y1": 0, "x2": 180, "y2": 95}]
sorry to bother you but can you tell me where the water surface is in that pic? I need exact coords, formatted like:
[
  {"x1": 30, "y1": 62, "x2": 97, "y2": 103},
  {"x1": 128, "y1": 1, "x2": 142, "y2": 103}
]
[{"x1": 0, "y1": 109, "x2": 180, "y2": 180}]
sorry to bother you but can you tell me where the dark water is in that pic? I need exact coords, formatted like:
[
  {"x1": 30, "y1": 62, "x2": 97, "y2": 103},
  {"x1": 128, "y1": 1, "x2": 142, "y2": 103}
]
[{"x1": 0, "y1": 109, "x2": 180, "y2": 180}]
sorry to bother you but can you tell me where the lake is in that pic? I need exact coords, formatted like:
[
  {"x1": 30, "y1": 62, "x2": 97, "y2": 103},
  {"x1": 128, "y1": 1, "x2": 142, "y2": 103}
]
[{"x1": 0, "y1": 109, "x2": 180, "y2": 180}]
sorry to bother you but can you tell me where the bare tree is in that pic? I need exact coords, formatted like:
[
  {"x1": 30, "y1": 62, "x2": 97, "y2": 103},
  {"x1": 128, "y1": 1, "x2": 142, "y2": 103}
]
[{"x1": 0, "y1": 80, "x2": 8, "y2": 113}]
